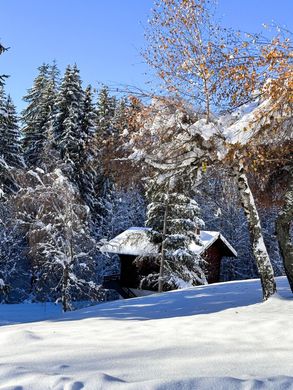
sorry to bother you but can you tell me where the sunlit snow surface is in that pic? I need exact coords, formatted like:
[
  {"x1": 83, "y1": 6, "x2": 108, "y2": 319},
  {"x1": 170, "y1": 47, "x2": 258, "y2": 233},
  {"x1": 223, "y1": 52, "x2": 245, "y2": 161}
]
[{"x1": 0, "y1": 277, "x2": 293, "y2": 389}]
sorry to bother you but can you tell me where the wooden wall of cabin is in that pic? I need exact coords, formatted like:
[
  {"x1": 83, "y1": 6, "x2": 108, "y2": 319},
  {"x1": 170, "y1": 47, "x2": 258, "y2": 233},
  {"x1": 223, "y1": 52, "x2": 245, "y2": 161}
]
[
  {"x1": 120, "y1": 255, "x2": 160, "y2": 290},
  {"x1": 203, "y1": 244, "x2": 222, "y2": 284},
  {"x1": 120, "y1": 254, "x2": 140, "y2": 288}
]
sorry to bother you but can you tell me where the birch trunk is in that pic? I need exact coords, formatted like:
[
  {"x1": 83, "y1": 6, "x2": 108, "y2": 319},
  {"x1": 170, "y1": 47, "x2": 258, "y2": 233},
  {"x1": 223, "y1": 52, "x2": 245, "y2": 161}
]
[
  {"x1": 233, "y1": 159, "x2": 276, "y2": 300},
  {"x1": 276, "y1": 169, "x2": 293, "y2": 292},
  {"x1": 203, "y1": 77, "x2": 210, "y2": 124}
]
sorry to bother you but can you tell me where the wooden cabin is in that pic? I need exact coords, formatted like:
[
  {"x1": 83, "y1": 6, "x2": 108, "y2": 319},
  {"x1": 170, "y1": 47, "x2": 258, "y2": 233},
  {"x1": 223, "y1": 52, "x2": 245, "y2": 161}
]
[{"x1": 100, "y1": 227, "x2": 237, "y2": 298}]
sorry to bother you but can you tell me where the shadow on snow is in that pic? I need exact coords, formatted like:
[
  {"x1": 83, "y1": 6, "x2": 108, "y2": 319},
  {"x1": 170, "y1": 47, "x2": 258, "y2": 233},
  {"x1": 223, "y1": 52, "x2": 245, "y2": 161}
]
[
  {"x1": 57, "y1": 277, "x2": 291, "y2": 322},
  {"x1": 0, "y1": 277, "x2": 291, "y2": 326}
]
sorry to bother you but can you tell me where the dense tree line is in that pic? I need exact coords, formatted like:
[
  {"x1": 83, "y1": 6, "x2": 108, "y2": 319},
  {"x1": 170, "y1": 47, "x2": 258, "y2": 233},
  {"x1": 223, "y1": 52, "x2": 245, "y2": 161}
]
[{"x1": 0, "y1": 60, "x2": 145, "y2": 310}]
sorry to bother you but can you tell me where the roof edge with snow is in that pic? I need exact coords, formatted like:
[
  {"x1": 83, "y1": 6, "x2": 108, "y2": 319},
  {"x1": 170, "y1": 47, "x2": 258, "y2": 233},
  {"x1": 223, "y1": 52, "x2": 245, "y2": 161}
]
[{"x1": 100, "y1": 227, "x2": 237, "y2": 258}]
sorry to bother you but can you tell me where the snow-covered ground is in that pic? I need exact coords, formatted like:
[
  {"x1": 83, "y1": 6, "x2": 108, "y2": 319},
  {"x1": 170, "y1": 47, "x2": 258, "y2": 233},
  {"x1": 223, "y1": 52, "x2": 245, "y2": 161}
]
[{"x1": 0, "y1": 277, "x2": 293, "y2": 390}]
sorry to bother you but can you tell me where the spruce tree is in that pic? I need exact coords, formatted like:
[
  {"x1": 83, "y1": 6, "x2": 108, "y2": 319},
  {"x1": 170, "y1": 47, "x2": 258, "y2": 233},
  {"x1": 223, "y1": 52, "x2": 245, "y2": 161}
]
[
  {"x1": 141, "y1": 175, "x2": 206, "y2": 291},
  {"x1": 78, "y1": 85, "x2": 100, "y2": 210},
  {"x1": 96, "y1": 85, "x2": 116, "y2": 138},
  {"x1": 113, "y1": 97, "x2": 128, "y2": 134},
  {"x1": 53, "y1": 67, "x2": 111, "y2": 227},
  {"x1": 3, "y1": 95, "x2": 23, "y2": 168},
  {"x1": 0, "y1": 89, "x2": 23, "y2": 196},
  {"x1": 53, "y1": 65, "x2": 85, "y2": 171},
  {"x1": 22, "y1": 63, "x2": 59, "y2": 167}
]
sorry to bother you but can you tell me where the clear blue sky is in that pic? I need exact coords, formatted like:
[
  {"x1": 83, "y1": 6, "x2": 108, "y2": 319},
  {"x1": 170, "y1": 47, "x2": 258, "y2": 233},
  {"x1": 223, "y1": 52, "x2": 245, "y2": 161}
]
[{"x1": 1, "y1": 0, "x2": 292, "y2": 111}]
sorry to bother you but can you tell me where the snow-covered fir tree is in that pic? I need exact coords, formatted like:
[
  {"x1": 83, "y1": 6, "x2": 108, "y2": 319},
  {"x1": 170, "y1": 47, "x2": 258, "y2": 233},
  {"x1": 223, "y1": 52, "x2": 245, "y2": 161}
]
[
  {"x1": 53, "y1": 64, "x2": 85, "y2": 168},
  {"x1": 96, "y1": 85, "x2": 116, "y2": 138},
  {"x1": 77, "y1": 85, "x2": 100, "y2": 211},
  {"x1": 113, "y1": 97, "x2": 128, "y2": 134},
  {"x1": 0, "y1": 89, "x2": 23, "y2": 197},
  {"x1": 5, "y1": 95, "x2": 22, "y2": 161},
  {"x1": 53, "y1": 75, "x2": 113, "y2": 225},
  {"x1": 0, "y1": 93, "x2": 23, "y2": 167},
  {"x1": 139, "y1": 175, "x2": 206, "y2": 292},
  {"x1": 22, "y1": 63, "x2": 59, "y2": 167}
]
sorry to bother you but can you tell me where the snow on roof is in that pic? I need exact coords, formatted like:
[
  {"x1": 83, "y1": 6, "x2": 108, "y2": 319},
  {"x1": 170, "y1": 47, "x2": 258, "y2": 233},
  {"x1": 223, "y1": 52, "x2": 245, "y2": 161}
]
[
  {"x1": 198, "y1": 231, "x2": 238, "y2": 257},
  {"x1": 100, "y1": 227, "x2": 157, "y2": 256},
  {"x1": 100, "y1": 228, "x2": 237, "y2": 257}
]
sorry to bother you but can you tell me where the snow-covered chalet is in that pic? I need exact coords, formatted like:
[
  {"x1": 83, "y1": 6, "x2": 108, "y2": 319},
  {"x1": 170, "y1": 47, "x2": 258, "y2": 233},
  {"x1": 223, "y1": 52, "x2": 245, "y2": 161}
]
[{"x1": 100, "y1": 227, "x2": 237, "y2": 298}]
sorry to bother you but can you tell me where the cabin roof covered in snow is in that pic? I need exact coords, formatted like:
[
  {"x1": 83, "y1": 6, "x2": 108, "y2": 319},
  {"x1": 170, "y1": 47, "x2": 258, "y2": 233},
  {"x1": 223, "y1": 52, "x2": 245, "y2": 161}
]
[{"x1": 100, "y1": 227, "x2": 237, "y2": 257}]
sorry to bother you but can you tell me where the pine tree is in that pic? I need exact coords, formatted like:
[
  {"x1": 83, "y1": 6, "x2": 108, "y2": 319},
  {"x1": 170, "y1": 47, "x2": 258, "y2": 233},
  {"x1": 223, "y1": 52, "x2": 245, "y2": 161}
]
[
  {"x1": 53, "y1": 68, "x2": 114, "y2": 235},
  {"x1": 53, "y1": 64, "x2": 85, "y2": 173},
  {"x1": 140, "y1": 176, "x2": 206, "y2": 291},
  {"x1": 3, "y1": 95, "x2": 23, "y2": 168},
  {"x1": 81, "y1": 85, "x2": 121, "y2": 237},
  {"x1": 113, "y1": 97, "x2": 128, "y2": 134},
  {"x1": 78, "y1": 85, "x2": 103, "y2": 213},
  {"x1": 22, "y1": 63, "x2": 59, "y2": 167},
  {"x1": 81, "y1": 85, "x2": 97, "y2": 137},
  {"x1": 96, "y1": 85, "x2": 116, "y2": 138},
  {"x1": 0, "y1": 89, "x2": 23, "y2": 196}
]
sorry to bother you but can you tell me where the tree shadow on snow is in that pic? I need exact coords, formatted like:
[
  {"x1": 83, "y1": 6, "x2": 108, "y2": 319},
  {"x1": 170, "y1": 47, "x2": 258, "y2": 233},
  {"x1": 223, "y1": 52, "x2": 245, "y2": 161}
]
[
  {"x1": 56, "y1": 277, "x2": 291, "y2": 322},
  {"x1": 1, "y1": 277, "x2": 291, "y2": 325}
]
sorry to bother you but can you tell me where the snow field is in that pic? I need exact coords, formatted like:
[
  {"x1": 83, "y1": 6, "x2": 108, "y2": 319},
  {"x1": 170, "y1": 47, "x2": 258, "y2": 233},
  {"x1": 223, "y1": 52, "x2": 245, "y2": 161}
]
[{"x1": 0, "y1": 277, "x2": 292, "y2": 389}]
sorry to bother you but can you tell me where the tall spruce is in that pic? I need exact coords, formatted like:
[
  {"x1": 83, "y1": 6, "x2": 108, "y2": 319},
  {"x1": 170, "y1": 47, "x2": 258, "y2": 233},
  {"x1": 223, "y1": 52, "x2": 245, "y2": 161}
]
[
  {"x1": 53, "y1": 65, "x2": 85, "y2": 173},
  {"x1": 94, "y1": 86, "x2": 122, "y2": 234},
  {"x1": 0, "y1": 90, "x2": 23, "y2": 196},
  {"x1": 3, "y1": 95, "x2": 23, "y2": 168},
  {"x1": 141, "y1": 176, "x2": 207, "y2": 291},
  {"x1": 22, "y1": 63, "x2": 59, "y2": 167},
  {"x1": 96, "y1": 85, "x2": 116, "y2": 138},
  {"x1": 53, "y1": 67, "x2": 112, "y2": 229},
  {"x1": 113, "y1": 97, "x2": 128, "y2": 134},
  {"x1": 78, "y1": 85, "x2": 100, "y2": 211}
]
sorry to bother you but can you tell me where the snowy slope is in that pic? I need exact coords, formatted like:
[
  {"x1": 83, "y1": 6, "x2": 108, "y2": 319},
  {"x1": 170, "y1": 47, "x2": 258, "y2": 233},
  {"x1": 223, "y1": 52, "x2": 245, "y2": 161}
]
[{"x1": 0, "y1": 277, "x2": 293, "y2": 390}]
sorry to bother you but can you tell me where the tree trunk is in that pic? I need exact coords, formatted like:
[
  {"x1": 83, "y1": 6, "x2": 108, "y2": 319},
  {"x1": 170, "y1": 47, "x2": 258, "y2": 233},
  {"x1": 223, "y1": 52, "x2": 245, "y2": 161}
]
[
  {"x1": 276, "y1": 168, "x2": 293, "y2": 292},
  {"x1": 158, "y1": 198, "x2": 169, "y2": 293},
  {"x1": 61, "y1": 265, "x2": 70, "y2": 312},
  {"x1": 203, "y1": 77, "x2": 210, "y2": 124},
  {"x1": 62, "y1": 202, "x2": 73, "y2": 312},
  {"x1": 233, "y1": 159, "x2": 276, "y2": 300}
]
